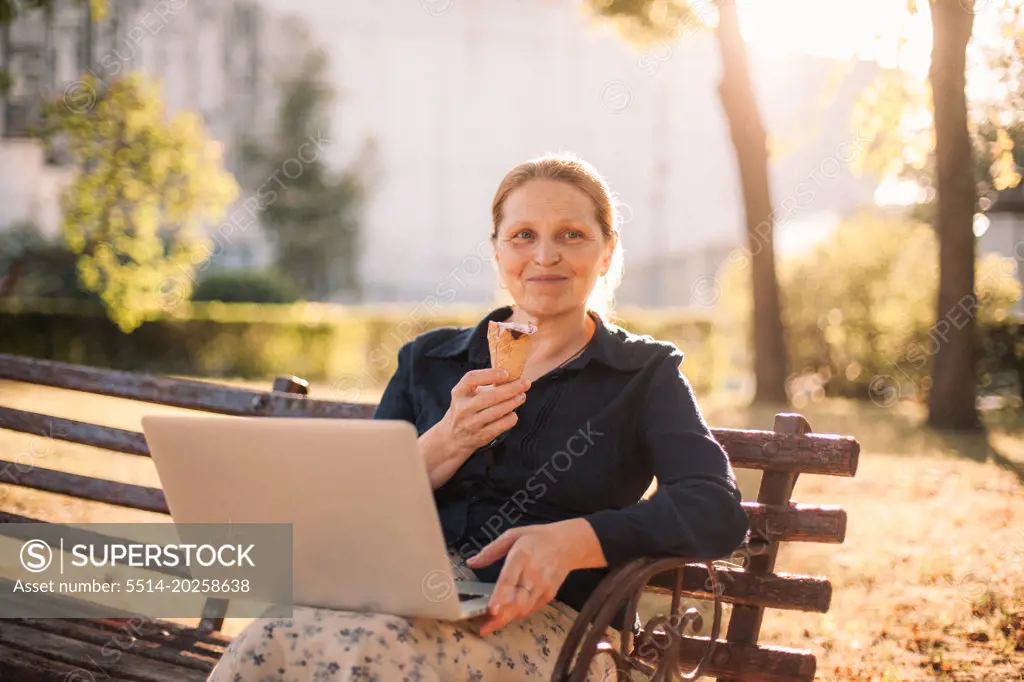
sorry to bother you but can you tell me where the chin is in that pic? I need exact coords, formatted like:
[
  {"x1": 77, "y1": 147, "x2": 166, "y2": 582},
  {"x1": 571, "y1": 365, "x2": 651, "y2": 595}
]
[{"x1": 511, "y1": 295, "x2": 588, "y2": 319}]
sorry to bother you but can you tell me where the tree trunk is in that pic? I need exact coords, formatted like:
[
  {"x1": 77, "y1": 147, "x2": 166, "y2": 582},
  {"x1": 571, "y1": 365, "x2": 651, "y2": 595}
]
[
  {"x1": 0, "y1": 257, "x2": 26, "y2": 297},
  {"x1": 927, "y1": 0, "x2": 979, "y2": 430},
  {"x1": 714, "y1": 1, "x2": 789, "y2": 403}
]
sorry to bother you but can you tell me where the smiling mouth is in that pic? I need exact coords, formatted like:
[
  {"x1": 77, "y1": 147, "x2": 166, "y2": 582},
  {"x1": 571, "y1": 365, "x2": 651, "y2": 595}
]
[{"x1": 528, "y1": 277, "x2": 567, "y2": 282}]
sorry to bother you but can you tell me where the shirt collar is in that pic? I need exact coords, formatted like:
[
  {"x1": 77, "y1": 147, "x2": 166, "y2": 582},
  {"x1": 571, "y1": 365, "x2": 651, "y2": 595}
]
[{"x1": 424, "y1": 306, "x2": 652, "y2": 372}]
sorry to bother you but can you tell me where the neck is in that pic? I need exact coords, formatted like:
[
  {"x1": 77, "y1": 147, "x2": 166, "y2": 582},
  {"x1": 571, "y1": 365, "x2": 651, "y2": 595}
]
[{"x1": 507, "y1": 305, "x2": 595, "y2": 363}]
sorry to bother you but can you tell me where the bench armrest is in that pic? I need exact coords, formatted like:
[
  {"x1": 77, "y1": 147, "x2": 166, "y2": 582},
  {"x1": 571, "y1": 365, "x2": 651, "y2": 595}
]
[{"x1": 550, "y1": 556, "x2": 724, "y2": 682}]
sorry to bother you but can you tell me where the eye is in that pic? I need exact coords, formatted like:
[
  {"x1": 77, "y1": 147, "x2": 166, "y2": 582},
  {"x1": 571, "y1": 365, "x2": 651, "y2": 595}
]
[
  {"x1": 564, "y1": 229, "x2": 585, "y2": 239},
  {"x1": 511, "y1": 229, "x2": 534, "y2": 240}
]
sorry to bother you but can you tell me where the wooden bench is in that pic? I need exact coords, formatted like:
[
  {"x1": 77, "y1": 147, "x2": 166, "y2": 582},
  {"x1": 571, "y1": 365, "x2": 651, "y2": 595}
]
[{"x1": 0, "y1": 353, "x2": 860, "y2": 682}]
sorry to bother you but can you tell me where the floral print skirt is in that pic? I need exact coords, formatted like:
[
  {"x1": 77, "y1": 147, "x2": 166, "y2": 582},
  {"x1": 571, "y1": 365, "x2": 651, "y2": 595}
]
[{"x1": 208, "y1": 554, "x2": 620, "y2": 682}]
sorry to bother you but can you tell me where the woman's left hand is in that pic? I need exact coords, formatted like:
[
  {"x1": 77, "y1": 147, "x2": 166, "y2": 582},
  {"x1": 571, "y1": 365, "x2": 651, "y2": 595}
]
[{"x1": 466, "y1": 518, "x2": 607, "y2": 636}]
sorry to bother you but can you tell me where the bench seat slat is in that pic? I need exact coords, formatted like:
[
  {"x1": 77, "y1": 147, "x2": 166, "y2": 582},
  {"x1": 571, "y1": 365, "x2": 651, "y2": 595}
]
[
  {"x1": 0, "y1": 642, "x2": 98, "y2": 682},
  {"x1": 0, "y1": 620, "x2": 209, "y2": 681},
  {"x1": 0, "y1": 624, "x2": 815, "y2": 682},
  {"x1": 13, "y1": 618, "x2": 224, "y2": 672},
  {"x1": 0, "y1": 354, "x2": 375, "y2": 418}
]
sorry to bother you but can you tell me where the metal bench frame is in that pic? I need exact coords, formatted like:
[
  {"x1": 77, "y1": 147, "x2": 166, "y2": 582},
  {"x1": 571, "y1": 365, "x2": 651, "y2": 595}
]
[{"x1": 0, "y1": 354, "x2": 860, "y2": 682}]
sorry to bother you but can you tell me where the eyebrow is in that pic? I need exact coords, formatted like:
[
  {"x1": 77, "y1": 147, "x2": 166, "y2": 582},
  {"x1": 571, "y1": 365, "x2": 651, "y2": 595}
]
[{"x1": 507, "y1": 219, "x2": 589, "y2": 229}]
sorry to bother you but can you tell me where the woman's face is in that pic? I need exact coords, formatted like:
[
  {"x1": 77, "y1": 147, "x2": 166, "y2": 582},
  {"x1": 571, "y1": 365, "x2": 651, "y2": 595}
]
[{"x1": 494, "y1": 179, "x2": 615, "y2": 318}]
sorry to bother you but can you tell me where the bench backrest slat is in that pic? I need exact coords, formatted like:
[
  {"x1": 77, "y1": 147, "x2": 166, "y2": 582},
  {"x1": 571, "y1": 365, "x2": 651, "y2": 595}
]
[
  {"x1": 1, "y1": 407, "x2": 150, "y2": 456},
  {"x1": 0, "y1": 459, "x2": 168, "y2": 513},
  {"x1": 0, "y1": 408, "x2": 859, "y2": 478},
  {"x1": 0, "y1": 355, "x2": 375, "y2": 419}
]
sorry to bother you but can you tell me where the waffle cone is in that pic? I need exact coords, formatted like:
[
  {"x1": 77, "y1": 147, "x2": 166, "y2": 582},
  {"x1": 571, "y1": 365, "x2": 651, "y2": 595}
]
[{"x1": 488, "y1": 321, "x2": 532, "y2": 382}]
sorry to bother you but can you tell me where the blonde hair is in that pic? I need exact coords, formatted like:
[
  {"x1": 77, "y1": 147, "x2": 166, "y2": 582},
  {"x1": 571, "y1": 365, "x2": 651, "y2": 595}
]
[{"x1": 490, "y1": 152, "x2": 625, "y2": 321}]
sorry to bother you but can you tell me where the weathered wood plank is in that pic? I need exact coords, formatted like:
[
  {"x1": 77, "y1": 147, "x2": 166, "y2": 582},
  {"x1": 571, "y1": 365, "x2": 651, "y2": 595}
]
[
  {"x1": 644, "y1": 564, "x2": 832, "y2": 613},
  {"x1": 666, "y1": 636, "x2": 816, "y2": 682},
  {"x1": 715, "y1": 427, "x2": 859, "y2": 477},
  {"x1": 744, "y1": 502, "x2": 847, "y2": 544},
  {"x1": 0, "y1": 642, "x2": 91, "y2": 682},
  {"x1": 0, "y1": 407, "x2": 150, "y2": 456},
  {"x1": 719, "y1": 414, "x2": 813, "y2": 682},
  {"x1": 0, "y1": 457, "x2": 167, "y2": 511},
  {"x1": 82, "y1": 617, "x2": 233, "y2": 649},
  {"x1": 13, "y1": 619, "x2": 224, "y2": 672},
  {"x1": 0, "y1": 461, "x2": 847, "y2": 545},
  {"x1": 0, "y1": 354, "x2": 375, "y2": 419},
  {"x1": 0, "y1": 621, "x2": 209, "y2": 681}
]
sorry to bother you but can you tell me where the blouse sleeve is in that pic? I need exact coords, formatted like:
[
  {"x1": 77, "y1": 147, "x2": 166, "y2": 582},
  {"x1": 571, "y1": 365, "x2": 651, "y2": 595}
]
[
  {"x1": 583, "y1": 350, "x2": 750, "y2": 566},
  {"x1": 372, "y1": 341, "x2": 417, "y2": 424}
]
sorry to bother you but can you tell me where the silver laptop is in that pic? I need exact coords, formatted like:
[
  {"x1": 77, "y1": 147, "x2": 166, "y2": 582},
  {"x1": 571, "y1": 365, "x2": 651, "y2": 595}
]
[{"x1": 141, "y1": 414, "x2": 494, "y2": 620}]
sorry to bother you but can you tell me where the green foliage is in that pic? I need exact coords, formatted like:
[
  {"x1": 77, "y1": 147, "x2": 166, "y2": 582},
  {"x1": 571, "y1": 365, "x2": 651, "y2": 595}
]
[
  {"x1": 852, "y1": 0, "x2": 1024, "y2": 202},
  {"x1": 38, "y1": 72, "x2": 239, "y2": 333},
  {"x1": 240, "y1": 39, "x2": 374, "y2": 302},
  {"x1": 716, "y1": 211, "x2": 1022, "y2": 401},
  {"x1": 191, "y1": 270, "x2": 299, "y2": 304},
  {"x1": 0, "y1": 222, "x2": 96, "y2": 299},
  {"x1": 0, "y1": 0, "x2": 104, "y2": 24},
  {"x1": 580, "y1": 0, "x2": 704, "y2": 47}
]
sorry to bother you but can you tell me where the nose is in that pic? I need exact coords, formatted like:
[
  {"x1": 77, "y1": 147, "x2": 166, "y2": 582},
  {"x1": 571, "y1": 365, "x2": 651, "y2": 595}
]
[{"x1": 533, "y1": 237, "x2": 561, "y2": 266}]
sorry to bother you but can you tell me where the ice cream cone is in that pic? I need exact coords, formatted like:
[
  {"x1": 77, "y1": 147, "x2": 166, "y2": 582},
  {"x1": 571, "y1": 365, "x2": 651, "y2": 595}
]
[{"x1": 487, "y1": 320, "x2": 535, "y2": 382}]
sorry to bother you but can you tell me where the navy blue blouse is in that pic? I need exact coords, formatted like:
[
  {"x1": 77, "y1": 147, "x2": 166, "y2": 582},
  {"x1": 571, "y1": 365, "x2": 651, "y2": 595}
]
[{"x1": 373, "y1": 306, "x2": 749, "y2": 617}]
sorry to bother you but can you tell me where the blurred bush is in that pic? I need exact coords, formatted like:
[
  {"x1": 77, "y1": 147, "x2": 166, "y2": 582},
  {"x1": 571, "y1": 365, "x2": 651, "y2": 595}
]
[
  {"x1": 0, "y1": 300, "x2": 716, "y2": 396},
  {"x1": 191, "y1": 270, "x2": 300, "y2": 304},
  {"x1": 0, "y1": 222, "x2": 96, "y2": 300},
  {"x1": 716, "y1": 210, "x2": 1022, "y2": 404}
]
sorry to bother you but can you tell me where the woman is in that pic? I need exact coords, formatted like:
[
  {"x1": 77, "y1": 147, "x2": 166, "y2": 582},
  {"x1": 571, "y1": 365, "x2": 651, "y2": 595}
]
[{"x1": 209, "y1": 153, "x2": 749, "y2": 681}]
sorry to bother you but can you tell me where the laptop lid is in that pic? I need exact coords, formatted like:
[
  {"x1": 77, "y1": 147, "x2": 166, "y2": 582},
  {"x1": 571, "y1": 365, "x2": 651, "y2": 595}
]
[{"x1": 141, "y1": 414, "x2": 462, "y2": 619}]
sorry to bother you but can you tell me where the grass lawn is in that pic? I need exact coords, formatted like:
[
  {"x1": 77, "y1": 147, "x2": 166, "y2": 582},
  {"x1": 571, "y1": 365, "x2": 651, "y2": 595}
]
[{"x1": 0, "y1": 378, "x2": 1021, "y2": 680}]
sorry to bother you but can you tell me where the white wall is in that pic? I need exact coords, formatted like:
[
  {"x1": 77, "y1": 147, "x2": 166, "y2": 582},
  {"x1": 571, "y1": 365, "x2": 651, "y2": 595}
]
[{"x1": 0, "y1": 141, "x2": 73, "y2": 238}]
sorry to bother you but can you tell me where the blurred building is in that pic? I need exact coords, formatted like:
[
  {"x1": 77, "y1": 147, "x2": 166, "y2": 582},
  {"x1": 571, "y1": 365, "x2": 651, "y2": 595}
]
[
  {"x1": 979, "y1": 186, "x2": 1024, "y2": 313},
  {"x1": 2, "y1": 0, "x2": 883, "y2": 307},
  {"x1": 0, "y1": 0, "x2": 275, "y2": 269},
  {"x1": 259, "y1": 0, "x2": 882, "y2": 307}
]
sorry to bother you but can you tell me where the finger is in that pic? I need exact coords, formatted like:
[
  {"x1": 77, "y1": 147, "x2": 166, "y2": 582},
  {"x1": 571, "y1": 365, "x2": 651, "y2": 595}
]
[
  {"x1": 467, "y1": 529, "x2": 522, "y2": 569},
  {"x1": 475, "y1": 411, "x2": 518, "y2": 446},
  {"x1": 453, "y1": 368, "x2": 511, "y2": 396},
  {"x1": 485, "y1": 544, "x2": 526, "y2": 617},
  {"x1": 515, "y1": 564, "x2": 549, "y2": 611},
  {"x1": 469, "y1": 391, "x2": 526, "y2": 429},
  {"x1": 478, "y1": 609, "x2": 515, "y2": 637},
  {"x1": 512, "y1": 581, "x2": 535, "y2": 617},
  {"x1": 469, "y1": 376, "x2": 530, "y2": 405}
]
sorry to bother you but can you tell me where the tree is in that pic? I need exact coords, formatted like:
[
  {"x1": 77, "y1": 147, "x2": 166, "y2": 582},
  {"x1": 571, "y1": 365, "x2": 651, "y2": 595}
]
[
  {"x1": 240, "y1": 42, "x2": 375, "y2": 302},
  {"x1": 853, "y1": 0, "x2": 1023, "y2": 429},
  {"x1": 27, "y1": 72, "x2": 238, "y2": 332},
  {"x1": 927, "y1": 0, "x2": 980, "y2": 429},
  {"x1": 582, "y1": 0, "x2": 789, "y2": 403}
]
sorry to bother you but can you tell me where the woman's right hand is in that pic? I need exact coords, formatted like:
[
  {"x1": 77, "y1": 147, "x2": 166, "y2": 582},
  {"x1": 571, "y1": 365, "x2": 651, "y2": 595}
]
[{"x1": 439, "y1": 368, "x2": 531, "y2": 462}]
